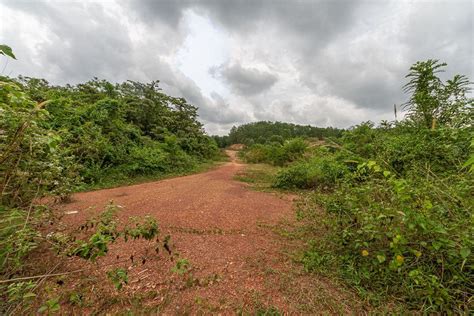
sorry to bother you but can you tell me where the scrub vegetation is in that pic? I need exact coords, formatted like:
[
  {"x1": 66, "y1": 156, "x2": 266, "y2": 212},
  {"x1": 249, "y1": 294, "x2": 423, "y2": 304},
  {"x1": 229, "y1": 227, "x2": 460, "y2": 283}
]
[
  {"x1": 0, "y1": 45, "x2": 220, "y2": 313},
  {"x1": 1, "y1": 41, "x2": 472, "y2": 314},
  {"x1": 237, "y1": 60, "x2": 473, "y2": 313}
]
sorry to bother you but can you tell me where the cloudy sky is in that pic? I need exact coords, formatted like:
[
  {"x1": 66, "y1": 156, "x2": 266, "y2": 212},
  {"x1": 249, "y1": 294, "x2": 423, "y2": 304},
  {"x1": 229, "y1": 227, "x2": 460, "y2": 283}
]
[{"x1": 1, "y1": 0, "x2": 472, "y2": 134}]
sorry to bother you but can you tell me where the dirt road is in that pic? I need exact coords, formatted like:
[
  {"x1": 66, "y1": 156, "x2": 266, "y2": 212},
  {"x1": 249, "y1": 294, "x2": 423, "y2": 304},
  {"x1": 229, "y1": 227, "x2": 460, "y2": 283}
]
[{"x1": 55, "y1": 151, "x2": 359, "y2": 314}]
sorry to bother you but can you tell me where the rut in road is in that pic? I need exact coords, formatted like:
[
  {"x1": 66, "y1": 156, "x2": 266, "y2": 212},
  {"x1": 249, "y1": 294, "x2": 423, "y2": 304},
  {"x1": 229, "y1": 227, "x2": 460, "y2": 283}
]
[{"x1": 56, "y1": 151, "x2": 360, "y2": 313}]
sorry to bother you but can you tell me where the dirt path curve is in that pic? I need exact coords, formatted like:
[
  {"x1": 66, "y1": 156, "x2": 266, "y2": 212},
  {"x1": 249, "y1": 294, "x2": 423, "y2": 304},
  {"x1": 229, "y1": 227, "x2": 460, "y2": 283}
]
[
  {"x1": 65, "y1": 151, "x2": 291, "y2": 233},
  {"x1": 57, "y1": 151, "x2": 356, "y2": 314}
]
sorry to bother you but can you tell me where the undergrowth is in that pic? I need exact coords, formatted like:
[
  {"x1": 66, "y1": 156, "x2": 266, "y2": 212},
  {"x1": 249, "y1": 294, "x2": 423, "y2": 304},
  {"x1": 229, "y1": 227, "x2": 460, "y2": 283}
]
[
  {"x1": 239, "y1": 60, "x2": 474, "y2": 313},
  {"x1": 0, "y1": 46, "x2": 216, "y2": 313},
  {"x1": 1, "y1": 202, "x2": 169, "y2": 313}
]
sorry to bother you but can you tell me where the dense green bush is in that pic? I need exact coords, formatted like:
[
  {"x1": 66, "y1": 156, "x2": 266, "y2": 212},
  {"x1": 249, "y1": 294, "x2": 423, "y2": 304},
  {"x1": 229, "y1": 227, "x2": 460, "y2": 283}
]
[
  {"x1": 0, "y1": 80, "x2": 75, "y2": 277},
  {"x1": 342, "y1": 123, "x2": 471, "y2": 176},
  {"x1": 2, "y1": 76, "x2": 220, "y2": 187},
  {"x1": 0, "y1": 60, "x2": 219, "y2": 287},
  {"x1": 242, "y1": 144, "x2": 270, "y2": 163},
  {"x1": 302, "y1": 158, "x2": 473, "y2": 312},
  {"x1": 249, "y1": 60, "x2": 474, "y2": 312},
  {"x1": 279, "y1": 138, "x2": 308, "y2": 163},
  {"x1": 273, "y1": 148, "x2": 349, "y2": 189},
  {"x1": 242, "y1": 138, "x2": 308, "y2": 166},
  {"x1": 289, "y1": 124, "x2": 472, "y2": 313},
  {"x1": 296, "y1": 126, "x2": 473, "y2": 312}
]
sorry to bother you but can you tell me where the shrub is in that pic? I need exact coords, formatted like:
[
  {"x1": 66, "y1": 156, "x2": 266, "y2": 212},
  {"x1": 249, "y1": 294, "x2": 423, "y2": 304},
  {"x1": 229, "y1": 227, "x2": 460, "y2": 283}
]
[
  {"x1": 242, "y1": 144, "x2": 271, "y2": 163},
  {"x1": 300, "y1": 156, "x2": 473, "y2": 312},
  {"x1": 6, "y1": 76, "x2": 220, "y2": 188},
  {"x1": 127, "y1": 143, "x2": 169, "y2": 174},
  {"x1": 242, "y1": 138, "x2": 308, "y2": 166},
  {"x1": 277, "y1": 138, "x2": 308, "y2": 164},
  {"x1": 0, "y1": 80, "x2": 79, "y2": 282},
  {"x1": 377, "y1": 127, "x2": 471, "y2": 175},
  {"x1": 273, "y1": 148, "x2": 349, "y2": 189},
  {"x1": 273, "y1": 163, "x2": 314, "y2": 189}
]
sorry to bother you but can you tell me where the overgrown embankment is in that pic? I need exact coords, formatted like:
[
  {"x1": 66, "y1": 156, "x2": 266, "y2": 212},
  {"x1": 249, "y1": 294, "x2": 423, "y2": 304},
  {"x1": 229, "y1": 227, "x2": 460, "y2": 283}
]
[
  {"x1": 236, "y1": 60, "x2": 473, "y2": 313},
  {"x1": 0, "y1": 75, "x2": 221, "y2": 313}
]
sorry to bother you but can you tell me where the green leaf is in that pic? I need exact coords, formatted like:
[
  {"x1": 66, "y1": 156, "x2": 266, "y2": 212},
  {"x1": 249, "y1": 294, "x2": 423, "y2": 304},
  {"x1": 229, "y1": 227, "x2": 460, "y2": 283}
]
[
  {"x1": 460, "y1": 247, "x2": 471, "y2": 259},
  {"x1": 432, "y1": 241, "x2": 442, "y2": 250},
  {"x1": 38, "y1": 305, "x2": 47, "y2": 313},
  {"x1": 23, "y1": 292, "x2": 37, "y2": 299},
  {"x1": 463, "y1": 156, "x2": 474, "y2": 172},
  {"x1": 0, "y1": 44, "x2": 16, "y2": 59},
  {"x1": 51, "y1": 302, "x2": 60, "y2": 312},
  {"x1": 376, "y1": 254, "x2": 386, "y2": 263}
]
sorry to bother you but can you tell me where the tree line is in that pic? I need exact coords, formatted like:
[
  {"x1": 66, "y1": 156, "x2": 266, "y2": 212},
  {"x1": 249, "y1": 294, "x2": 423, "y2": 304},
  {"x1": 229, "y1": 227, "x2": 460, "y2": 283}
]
[{"x1": 212, "y1": 121, "x2": 342, "y2": 148}]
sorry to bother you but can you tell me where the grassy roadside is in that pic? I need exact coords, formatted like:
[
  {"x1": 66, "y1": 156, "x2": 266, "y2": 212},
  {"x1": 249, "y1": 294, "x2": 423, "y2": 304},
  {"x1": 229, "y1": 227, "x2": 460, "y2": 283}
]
[
  {"x1": 233, "y1": 163, "x2": 279, "y2": 191},
  {"x1": 234, "y1": 162, "x2": 412, "y2": 313},
  {"x1": 77, "y1": 152, "x2": 229, "y2": 192},
  {"x1": 233, "y1": 161, "x2": 431, "y2": 313},
  {"x1": 233, "y1": 163, "x2": 369, "y2": 313}
]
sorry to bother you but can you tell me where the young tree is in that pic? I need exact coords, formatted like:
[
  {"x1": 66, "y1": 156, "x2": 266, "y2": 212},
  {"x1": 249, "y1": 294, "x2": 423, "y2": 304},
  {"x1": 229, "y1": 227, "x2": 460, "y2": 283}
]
[{"x1": 403, "y1": 60, "x2": 473, "y2": 129}]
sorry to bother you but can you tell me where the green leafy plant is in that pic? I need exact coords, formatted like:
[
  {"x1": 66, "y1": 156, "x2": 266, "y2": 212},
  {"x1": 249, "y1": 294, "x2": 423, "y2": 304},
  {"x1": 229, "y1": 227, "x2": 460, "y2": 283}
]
[
  {"x1": 66, "y1": 202, "x2": 160, "y2": 261},
  {"x1": 297, "y1": 124, "x2": 473, "y2": 312},
  {"x1": 38, "y1": 297, "x2": 60, "y2": 314},
  {"x1": 68, "y1": 292, "x2": 84, "y2": 307},
  {"x1": 272, "y1": 146, "x2": 349, "y2": 190},
  {"x1": 403, "y1": 59, "x2": 473, "y2": 129},
  {"x1": 463, "y1": 137, "x2": 474, "y2": 173},
  {"x1": 241, "y1": 138, "x2": 308, "y2": 166},
  {"x1": 255, "y1": 306, "x2": 282, "y2": 316},
  {"x1": 107, "y1": 268, "x2": 129, "y2": 291},
  {"x1": 124, "y1": 216, "x2": 159, "y2": 241},
  {"x1": 68, "y1": 203, "x2": 119, "y2": 261},
  {"x1": 6, "y1": 281, "x2": 36, "y2": 306},
  {"x1": 171, "y1": 258, "x2": 191, "y2": 275},
  {"x1": 0, "y1": 44, "x2": 16, "y2": 59}
]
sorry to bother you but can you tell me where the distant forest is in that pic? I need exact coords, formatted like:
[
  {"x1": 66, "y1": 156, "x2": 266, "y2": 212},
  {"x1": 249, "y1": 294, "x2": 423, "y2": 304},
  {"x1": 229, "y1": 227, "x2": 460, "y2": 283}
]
[{"x1": 213, "y1": 121, "x2": 342, "y2": 147}]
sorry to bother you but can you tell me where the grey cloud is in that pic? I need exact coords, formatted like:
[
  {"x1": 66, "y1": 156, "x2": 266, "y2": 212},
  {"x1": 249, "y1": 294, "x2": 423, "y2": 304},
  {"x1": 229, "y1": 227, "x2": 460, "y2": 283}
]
[
  {"x1": 402, "y1": 1, "x2": 473, "y2": 79},
  {"x1": 126, "y1": 0, "x2": 264, "y2": 32},
  {"x1": 125, "y1": 0, "x2": 188, "y2": 28},
  {"x1": 130, "y1": 0, "x2": 362, "y2": 53},
  {"x1": 301, "y1": 50, "x2": 406, "y2": 111},
  {"x1": 136, "y1": 59, "x2": 251, "y2": 127},
  {"x1": 296, "y1": 0, "x2": 473, "y2": 111},
  {"x1": 211, "y1": 63, "x2": 278, "y2": 96},
  {"x1": 205, "y1": 92, "x2": 251, "y2": 124},
  {"x1": 2, "y1": 0, "x2": 472, "y2": 133},
  {"x1": 1, "y1": 0, "x2": 247, "y2": 132},
  {"x1": 2, "y1": 1, "x2": 134, "y2": 84},
  {"x1": 200, "y1": 0, "x2": 361, "y2": 55}
]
